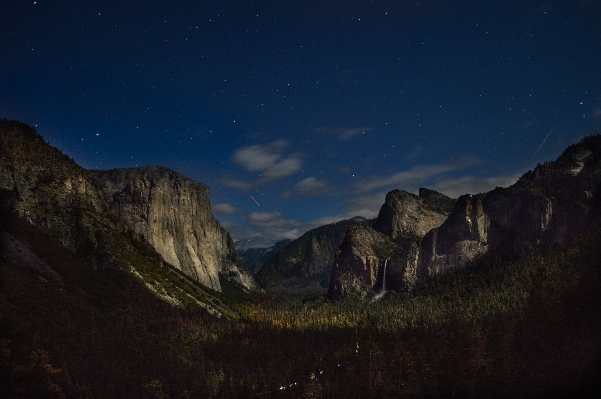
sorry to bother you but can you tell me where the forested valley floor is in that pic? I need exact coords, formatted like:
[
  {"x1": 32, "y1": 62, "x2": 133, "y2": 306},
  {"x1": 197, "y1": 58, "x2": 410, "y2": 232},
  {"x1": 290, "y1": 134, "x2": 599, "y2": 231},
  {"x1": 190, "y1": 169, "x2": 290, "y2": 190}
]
[{"x1": 2, "y1": 221, "x2": 600, "y2": 398}]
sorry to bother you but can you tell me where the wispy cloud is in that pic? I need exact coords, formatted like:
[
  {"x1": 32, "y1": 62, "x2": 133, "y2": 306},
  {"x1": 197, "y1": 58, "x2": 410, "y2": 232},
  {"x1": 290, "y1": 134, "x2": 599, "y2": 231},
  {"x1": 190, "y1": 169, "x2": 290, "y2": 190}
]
[
  {"x1": 213, "y1": 203, "x2": 240, "y2": 215},
  {"x1": 354, "y1": 158, "x2": 480, "y2": 193},
  {"x1": 311, "y1": 167, "x2": 521, "y2": 228},
  {"x1": 309, "y1": 192, "x2": 385, "y2": 227},
  {"x1": 431, "y1": 174, "x2": 522, "y2": 198},
  {"x1": 221, "y1": 140, "x2": 303, "y2": 191},
  {"x1": 234, "y1": 211, "x2": 307, "y2": 247},
  {"x1": 220, "y1": 177, "x2": 254, "y2": 191},
  {"x1": 233, "y1": 140, "x2": 302, "y2": 178},
  {"x1": 281, "y1": 176, "x2": 331, "y2": 198},
  {"x1": 315, "y1": 127, "x2": 374, "y2": 140}
]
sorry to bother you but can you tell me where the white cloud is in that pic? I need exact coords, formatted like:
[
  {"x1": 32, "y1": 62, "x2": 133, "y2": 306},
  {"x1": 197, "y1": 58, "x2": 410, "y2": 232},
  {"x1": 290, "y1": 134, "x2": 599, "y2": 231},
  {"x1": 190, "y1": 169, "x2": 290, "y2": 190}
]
[
  {"x1": 281, "y1": 176, "x2": 331, "y2": 198},
  {"x1": 354, "y1": 159, "x2": 480, "y2": 193},
  {"x1": 237, "y1": 211, "x2": 308, "y2": 247},
  {"x1": 219, "y1": 177, "x2": 254, "y2": 191},
  {"x1": 232, "y1": 140, "x2": 302, "y2": 179},
  {"x1": 315, "y1": 127, "x2": 374, "y2": 140},
  {"x1": 213, "y1": 203, "x2": 240, "y2": 215},
  {"x1": 223, "y1": 140, "x2": 303, "y2": 191}
]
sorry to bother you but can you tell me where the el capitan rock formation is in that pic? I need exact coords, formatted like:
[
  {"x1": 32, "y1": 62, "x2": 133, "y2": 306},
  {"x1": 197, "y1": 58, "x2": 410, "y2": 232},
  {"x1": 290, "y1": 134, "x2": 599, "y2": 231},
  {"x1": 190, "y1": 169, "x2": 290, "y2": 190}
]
[
  {"x1": 89, "y1": 167, "x2": 259, "y2": 292},
  {"x1": 0, "y1": 119, "x2": 259, "y2": 293}
]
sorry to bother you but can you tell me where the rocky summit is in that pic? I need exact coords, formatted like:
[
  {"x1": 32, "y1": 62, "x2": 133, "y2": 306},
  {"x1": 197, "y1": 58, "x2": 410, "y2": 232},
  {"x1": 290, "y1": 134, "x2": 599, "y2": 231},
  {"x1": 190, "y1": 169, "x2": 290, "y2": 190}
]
[
  {"x1": 372, "y1": 188, "x2": 455, "y2": 240},
  {"x1": 329, "y1": 134, "x2": 601, "y2": 299}
]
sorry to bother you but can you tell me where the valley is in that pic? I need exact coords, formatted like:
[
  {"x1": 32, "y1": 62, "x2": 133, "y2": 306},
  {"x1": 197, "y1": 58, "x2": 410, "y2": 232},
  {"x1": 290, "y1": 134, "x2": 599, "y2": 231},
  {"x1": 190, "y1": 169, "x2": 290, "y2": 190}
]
[{"x1": 1, "y1": 119, "x2": 600, "y2": 398}]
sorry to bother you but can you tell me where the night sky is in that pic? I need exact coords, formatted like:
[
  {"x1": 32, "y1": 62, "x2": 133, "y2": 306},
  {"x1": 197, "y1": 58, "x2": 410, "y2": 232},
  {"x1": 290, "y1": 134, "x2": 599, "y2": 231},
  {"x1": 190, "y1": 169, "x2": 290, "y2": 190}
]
[{"x1": 2, "y1": 1, "x2": 601, "y2": 248}]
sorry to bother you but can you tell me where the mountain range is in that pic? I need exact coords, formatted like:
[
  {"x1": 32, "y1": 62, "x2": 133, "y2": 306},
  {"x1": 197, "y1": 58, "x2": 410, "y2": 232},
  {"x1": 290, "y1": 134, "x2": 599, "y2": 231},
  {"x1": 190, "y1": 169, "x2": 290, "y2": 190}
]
[{"x1": 1, "y1": 119, "x2": 600, "y2": 398}]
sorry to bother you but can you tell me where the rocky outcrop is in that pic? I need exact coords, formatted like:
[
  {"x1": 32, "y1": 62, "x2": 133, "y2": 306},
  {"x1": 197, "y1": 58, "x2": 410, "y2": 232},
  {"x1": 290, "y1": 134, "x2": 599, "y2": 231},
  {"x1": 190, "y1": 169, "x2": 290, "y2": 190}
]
[
  {"x1": 0, "y1": 119, "x2": 259, "y2": 294},
  {"x1": 237, "y1": 239, "x2": 292, "y2": 275},
  {"x1": 0, "y1": 120, "x2": 115, "y2": 262},
  {"x1": 418, "y1": 137, "x2": 601, "y2": 278},
  {"x1": 255, "y1": 217, "x2": 373, "y2": 290},
  {"x1": 329, "y1": 224, "x2": 402, "y2": 299},
  {"x1": 89, "y1": 167, "x2": 260, "y2": 292},
  {"x1": 372, "y1": 189, "x2": 454, "y2": 240},
  {"x1": 329, "y1": 189, "x2": 454, "y2": 298},
  {"x1": 330, "y1": 134, "x2": 601, "y2": 299},
  {"x1": 417, "y1": 193, "x2": 490, "y2": 278}
]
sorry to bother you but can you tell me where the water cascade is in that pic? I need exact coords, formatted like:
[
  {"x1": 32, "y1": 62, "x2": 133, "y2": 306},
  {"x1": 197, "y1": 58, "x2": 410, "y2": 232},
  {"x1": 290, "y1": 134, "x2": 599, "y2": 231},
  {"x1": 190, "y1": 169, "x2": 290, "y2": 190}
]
[
  {"x1": 381, "y1": 259, "x2": 387, "y2": 293},
  {"x1": 372, "y1": 259, "x2": 388, "y2": 301}
]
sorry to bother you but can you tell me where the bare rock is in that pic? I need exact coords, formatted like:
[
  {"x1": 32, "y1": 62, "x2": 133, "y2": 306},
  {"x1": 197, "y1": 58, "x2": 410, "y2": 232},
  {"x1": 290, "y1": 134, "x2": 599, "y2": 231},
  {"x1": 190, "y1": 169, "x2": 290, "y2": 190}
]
[
  {"x1": 372, "y1": 190, "x2": 451, "y2": 240},
  {"x1": 90, "y1": 167, "x2": 260, "y2": 292},
  {"x1": 329, "y1": 224, "x2": 401, "y2": 299}
]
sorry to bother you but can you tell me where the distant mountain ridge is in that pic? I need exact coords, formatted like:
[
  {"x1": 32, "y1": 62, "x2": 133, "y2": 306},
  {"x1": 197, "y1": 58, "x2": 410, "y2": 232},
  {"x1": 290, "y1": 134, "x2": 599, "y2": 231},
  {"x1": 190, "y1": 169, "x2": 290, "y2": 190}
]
[
  {"x1": 237, "y1": 239, "x2": 292, "y2": 275},
  {"x1": 254, "y1": 216, "x2": 373, "y2": 291}
]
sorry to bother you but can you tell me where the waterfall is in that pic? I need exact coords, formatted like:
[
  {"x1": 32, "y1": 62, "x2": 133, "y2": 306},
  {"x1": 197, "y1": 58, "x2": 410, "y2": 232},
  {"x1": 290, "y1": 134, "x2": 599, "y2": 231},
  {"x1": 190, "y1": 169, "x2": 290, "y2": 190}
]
[
  {"x1": 381, "y1": 259, "x2": 388, "y2": 293},
  {"x1": 372, "y1": 259, "x2": 388, "y2": 301}
]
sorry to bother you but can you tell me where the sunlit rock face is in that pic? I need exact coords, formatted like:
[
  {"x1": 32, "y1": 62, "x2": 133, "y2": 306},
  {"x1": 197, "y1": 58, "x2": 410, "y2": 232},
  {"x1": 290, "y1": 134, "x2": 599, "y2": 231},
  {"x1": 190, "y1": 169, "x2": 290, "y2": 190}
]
[{"x1": 90, "y1": 166, "x2": 260, "y2": 292}]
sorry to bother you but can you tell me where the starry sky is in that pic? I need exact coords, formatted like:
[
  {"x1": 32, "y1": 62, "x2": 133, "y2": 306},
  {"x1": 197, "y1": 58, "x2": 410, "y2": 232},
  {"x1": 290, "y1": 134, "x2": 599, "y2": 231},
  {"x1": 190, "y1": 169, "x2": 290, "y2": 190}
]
[{"x1": 2, "y1": 1, "x2": 601, "y2": 248}]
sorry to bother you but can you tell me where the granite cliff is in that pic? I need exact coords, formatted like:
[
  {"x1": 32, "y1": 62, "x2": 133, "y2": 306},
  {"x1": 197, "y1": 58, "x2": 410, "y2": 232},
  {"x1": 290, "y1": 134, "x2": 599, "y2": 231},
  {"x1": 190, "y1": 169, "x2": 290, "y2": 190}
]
[
  {"x1": 329, "y1": 189, "x2": 454, "y2": 299},
  {"x1": 89, "y1": 167, "x2": 259, "y2": 292},
  {"x1": 329, "y1": 134, "x2": 601, "y2": 299},
  {"x1": 255, "y1": 216, "x2": 373, "y2": 291},
  {"x1": 418, "y1": 136, "x2": 601, "y2": 278},
  {"x1": 0, "y1": 119, "x2": 258, "y2": 294},
  {"x1": 0, "y1": 120, "x2": 115, "y2": 261}
]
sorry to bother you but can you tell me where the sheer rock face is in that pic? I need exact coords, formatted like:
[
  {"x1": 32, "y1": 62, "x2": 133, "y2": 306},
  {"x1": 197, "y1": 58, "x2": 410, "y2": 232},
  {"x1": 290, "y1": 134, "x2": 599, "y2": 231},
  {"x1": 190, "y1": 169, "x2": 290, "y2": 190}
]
[
  {"x1": 0, "y1": 120, "x2": 259, "y2": 293},
  {"x1": 418, "y1": 140, "x2": 601, "y2": 278},
  {"x1": 329, "y1": 189, "x2": 454, "y2": 298},
  {"x1": 330, "y1": 135, "x2": 601, "y2": 299},
  {"x1": 417, "y1": 193, "x2": 490, "y2": 278},
  {"x1": 89, "y1": 167, "x2": 259, "y2": 292},
  {"x1": 329, "y1": 225, "x2": 401, "y2": 299},
  {"x1": 0, "y1": 120, "x2": 110, "y2": 257},
  {"x1": 255, "y1": 217, "x2": 372, "y2": 290},
  {"x1": 372, "y1": 189, "x2": 453, "y2": 239}
]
